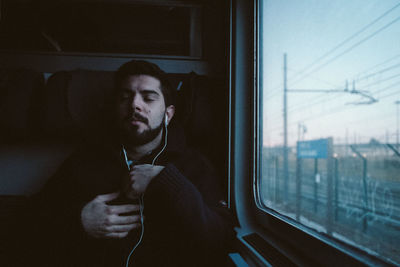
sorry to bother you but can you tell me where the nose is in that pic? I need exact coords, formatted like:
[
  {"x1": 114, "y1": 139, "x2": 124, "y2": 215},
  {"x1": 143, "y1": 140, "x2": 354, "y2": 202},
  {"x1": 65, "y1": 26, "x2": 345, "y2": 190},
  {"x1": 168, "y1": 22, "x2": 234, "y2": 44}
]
[{"x1": 131, "y1": 95, "x2": 143, "y2": 111}]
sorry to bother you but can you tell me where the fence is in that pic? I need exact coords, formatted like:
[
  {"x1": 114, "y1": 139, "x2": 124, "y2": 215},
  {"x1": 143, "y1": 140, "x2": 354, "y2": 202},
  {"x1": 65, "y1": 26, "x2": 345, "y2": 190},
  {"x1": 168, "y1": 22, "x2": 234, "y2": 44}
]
[{"x1": 260, "y1": 143, "x2": 400, "y2": 263}]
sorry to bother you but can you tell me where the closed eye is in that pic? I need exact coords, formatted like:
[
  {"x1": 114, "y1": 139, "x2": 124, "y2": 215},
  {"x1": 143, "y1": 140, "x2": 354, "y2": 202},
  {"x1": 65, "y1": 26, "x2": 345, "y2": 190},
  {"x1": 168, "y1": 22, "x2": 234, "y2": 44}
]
[
  {"x1": 141, "y1": 90, "x2": 160, "y2": 102},
  {"x1": 144, "y1": 96, "x2": 156, "y2": 102}
]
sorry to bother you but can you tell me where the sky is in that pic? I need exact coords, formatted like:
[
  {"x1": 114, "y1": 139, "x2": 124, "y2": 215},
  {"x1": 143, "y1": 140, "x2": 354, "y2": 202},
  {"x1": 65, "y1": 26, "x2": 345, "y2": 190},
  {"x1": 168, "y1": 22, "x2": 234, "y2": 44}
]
[{"x1": 262, "y1": 0, "x2": 400, "y2": 147}]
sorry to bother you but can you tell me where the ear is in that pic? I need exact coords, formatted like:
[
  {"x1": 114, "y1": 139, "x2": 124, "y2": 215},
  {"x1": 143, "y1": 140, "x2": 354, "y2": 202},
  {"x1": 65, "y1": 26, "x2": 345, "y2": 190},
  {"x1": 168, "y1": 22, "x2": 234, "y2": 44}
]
[{"x1": 165, "y1": 105, "x2": 175, "y2": 126}]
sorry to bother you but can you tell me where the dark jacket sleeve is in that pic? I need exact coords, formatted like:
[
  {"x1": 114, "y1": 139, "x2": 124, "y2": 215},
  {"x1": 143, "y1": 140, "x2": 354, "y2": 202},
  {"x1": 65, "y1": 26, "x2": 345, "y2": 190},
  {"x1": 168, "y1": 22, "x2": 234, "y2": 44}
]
[{"x1": 144, "y1": 152, "x2": 234, "y2": 256}]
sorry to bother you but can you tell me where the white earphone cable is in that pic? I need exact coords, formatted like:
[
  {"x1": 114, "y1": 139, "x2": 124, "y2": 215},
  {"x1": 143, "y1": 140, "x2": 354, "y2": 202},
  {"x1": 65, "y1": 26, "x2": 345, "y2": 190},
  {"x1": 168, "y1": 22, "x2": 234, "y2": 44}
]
[
  {"x1": 151, "y1": 124, "x2": 168, "y2": 165},
  {"x1": 125, "y1": 195, "x2": 144, "y2": 267},
  {"x1": 124, "y1": 115, "x2": 168, "y2": 267}
]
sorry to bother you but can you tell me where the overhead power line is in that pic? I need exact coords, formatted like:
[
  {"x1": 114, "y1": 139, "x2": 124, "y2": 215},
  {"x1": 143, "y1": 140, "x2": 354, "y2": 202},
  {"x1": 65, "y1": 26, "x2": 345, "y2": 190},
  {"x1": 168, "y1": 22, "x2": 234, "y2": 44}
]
[
  {"x1": 289, "y1": 92, "x2": 343, "y2": 111},
  {"x1": 380, "y1": 89, "x2": 400, "y2": 100},
  {"x1": 360, "y1": 72, "x2": 400, "y2": 88},
  {"x1": 291, "y1": 2, "x2": 400, "y2": 82},
  {"x1": 355, "y1": 62, "x2": 400, "y2": 83},
  {"x1": 267, "y1": 79, "x2": 400, "y2": 125},
  {"x1": 375, "y1": 80, "x2": 400, "y2": 96},
  {"x1": 353, "y1": 54, "x2": 400, "y2": 79},
  {"x1": 286, "y1": 84, "x2": 400, "y2": 127},
  {"x1": 263, "y1": 4, "x2": 400, "y2": 99},
  {"x1": 287, "y1": 67, "x2": 342, "y2": 88},
  {"x1": 290, "y1": 14, "x2": 400, "y2": 87}
]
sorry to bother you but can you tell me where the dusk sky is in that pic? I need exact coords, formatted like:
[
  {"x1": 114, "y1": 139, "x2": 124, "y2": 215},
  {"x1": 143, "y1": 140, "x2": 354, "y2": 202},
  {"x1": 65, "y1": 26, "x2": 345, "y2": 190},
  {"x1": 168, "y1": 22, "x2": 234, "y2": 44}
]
[{"x1": 262, "y1": 0, "x2": 400, "y2": 147}]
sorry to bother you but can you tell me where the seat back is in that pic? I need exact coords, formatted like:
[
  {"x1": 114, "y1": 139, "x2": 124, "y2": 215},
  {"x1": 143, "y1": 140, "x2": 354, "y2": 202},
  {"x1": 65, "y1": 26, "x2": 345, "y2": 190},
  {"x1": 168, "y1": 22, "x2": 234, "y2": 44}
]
[{"x1": 0, "y1": 67, "x2": 228, "y2": 265}]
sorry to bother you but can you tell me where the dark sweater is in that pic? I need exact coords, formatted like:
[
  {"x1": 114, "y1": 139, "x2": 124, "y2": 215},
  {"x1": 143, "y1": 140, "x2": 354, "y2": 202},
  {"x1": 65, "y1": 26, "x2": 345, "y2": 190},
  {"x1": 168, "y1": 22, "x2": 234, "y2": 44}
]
[{"x1": 30, "y1": 125, "x2": 234, "y2": 267}]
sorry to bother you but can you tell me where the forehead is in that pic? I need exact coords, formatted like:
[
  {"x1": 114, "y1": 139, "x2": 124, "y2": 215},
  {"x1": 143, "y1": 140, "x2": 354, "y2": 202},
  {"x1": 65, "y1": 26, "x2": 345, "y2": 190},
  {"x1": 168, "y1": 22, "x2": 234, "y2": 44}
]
[{"x1": 120, "y1": 74, "x2": 163, "y2": 95}]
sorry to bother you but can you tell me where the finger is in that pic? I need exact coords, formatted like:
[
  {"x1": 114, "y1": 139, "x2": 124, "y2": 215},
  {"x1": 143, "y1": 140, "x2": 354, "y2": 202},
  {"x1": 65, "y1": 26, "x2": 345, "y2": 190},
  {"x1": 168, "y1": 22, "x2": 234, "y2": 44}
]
[
  {"x1": 96, "y1": 192, "x2": 120, "y2": 202},
  {"x1": 105, "y1": 223, "x2": 140, "y2": 233},
  {"x1": 131, "y1": 164, "x2": 141, "y2": 170},
  {"x1": 107, "y1": 204, "x2": 140, "y2": 215},
  {"x1": 104, "y1": 232, "x2": 130, "y2": 239},
  {"x1": 103, "y1": 223, "x2": 142, "y2": 239},
  {"x1": 110, "y1": 214, "x2": 142, "y2": 225},
  {"x1": 130, "y1": 164, "x2": 149, "y2": 172}
]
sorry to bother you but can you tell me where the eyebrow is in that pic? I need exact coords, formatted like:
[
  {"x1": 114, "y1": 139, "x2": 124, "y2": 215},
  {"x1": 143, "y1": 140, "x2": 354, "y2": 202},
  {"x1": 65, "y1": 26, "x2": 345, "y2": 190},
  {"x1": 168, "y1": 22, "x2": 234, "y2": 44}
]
[
  {"x1": 119, "y1": 88, "x2": 161, "y2": 96},
  {"x1": 140, "y1": 89, "x2": 160, "y2": 96}
]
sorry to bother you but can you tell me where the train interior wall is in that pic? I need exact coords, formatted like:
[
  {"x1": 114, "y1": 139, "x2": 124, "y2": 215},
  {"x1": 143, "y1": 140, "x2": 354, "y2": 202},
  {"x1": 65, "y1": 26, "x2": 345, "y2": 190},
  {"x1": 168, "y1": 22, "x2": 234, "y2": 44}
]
[{"x1": 0, "y1": 1, "x2": 231, "y2": 263}]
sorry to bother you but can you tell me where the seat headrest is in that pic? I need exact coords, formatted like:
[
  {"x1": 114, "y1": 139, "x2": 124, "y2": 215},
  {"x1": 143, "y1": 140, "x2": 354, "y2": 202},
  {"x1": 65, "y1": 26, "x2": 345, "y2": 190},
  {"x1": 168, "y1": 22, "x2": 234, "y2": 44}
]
[
  {"x1": 41, "y1": 69, "x2": 114, "y2": 140},
  {"x1": 174, "y1": 73, "x2": 227, "y2": 167},
  {"x1": 41, "y1": 70, "x2": 226, "y2": 157},
  {"x1": 0, "y1": 68, "x2": 44, "y2": 142}
]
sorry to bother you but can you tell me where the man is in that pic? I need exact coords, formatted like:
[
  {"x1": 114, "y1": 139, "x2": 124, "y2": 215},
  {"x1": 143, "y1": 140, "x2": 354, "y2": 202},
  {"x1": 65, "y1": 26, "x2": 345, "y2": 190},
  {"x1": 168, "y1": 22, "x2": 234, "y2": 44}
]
[{"x1": 32, "y1": 60, "x2": 234, "y2": 267}]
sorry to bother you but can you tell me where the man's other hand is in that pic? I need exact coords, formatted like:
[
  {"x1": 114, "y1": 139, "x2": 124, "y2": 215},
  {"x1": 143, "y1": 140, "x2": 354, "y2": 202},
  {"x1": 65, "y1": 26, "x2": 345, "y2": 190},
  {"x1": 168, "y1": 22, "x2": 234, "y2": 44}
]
[
  {"x1": 124, "y1": 164, "x2": 164, "y2": 199},
  {"x1": 81, "y1": 192, "x2": 141, "y2": 239}
]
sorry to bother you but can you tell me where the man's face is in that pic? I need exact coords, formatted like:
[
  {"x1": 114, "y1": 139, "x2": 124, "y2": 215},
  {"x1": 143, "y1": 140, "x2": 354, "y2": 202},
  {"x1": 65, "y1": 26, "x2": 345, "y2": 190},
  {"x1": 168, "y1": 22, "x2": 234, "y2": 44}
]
[{"x1": 116, "y1": 75, "x2": 168, "y2": 146}]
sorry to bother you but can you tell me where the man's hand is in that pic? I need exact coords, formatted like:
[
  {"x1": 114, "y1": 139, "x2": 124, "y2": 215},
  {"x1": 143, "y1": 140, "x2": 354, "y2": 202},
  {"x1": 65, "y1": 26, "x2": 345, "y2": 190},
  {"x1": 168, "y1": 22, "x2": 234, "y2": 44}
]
[
  {"x1": 81, "y1": 192, "x2": 141, "y2": 239},
  {"x1": 124, "y1": 164, "x2": 164, "y2": 199}
]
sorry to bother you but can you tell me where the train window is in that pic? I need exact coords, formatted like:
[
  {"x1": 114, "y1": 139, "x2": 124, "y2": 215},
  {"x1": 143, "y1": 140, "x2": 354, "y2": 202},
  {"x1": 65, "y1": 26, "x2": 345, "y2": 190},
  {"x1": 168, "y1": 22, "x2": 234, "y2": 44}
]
[
  {"x1": 258, "y1": 0, "x2": 399, "y2": 265},
  {"x1": 0, "y1": 0, "x2": 202, "y2": 57}
]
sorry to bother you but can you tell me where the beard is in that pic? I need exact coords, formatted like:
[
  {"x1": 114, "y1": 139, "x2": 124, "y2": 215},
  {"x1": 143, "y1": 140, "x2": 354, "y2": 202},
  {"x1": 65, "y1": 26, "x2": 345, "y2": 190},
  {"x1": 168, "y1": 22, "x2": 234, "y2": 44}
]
[{"x1": 120, "y1": 118, "x2": 164, "y2": 146}]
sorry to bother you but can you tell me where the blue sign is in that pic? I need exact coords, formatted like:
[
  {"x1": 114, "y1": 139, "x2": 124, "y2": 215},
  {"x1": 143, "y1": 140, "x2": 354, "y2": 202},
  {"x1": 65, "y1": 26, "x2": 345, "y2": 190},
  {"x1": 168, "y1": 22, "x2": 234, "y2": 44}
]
[{"x1": 297, "y1": 139, "x2": 329, "y2": 159}]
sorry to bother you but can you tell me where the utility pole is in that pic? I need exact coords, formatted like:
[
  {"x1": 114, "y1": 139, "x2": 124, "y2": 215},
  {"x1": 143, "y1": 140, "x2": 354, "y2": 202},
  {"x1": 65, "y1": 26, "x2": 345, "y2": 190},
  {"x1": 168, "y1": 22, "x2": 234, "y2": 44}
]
[
  {"x1": 281, "y1": 54, "x2": 377, "y2": 204},
  {"x1": 346, "y1": 128, "x2": 349, "y2": 156},
  {"x1": 298, "y1": 123, "x2": 301, "y2": 142},
  {"x1": 297, "y1": 123, "x2": 306, "y2": 141},
  {"x1": 386, "y1": 130, "x2": 389, "y2": 144},
  {"x1": 283, "y1": 54, "x2": 289, "y2": 202},
  {"x1": 396, "y1": 100, "x2": 400, "y2": 149}
]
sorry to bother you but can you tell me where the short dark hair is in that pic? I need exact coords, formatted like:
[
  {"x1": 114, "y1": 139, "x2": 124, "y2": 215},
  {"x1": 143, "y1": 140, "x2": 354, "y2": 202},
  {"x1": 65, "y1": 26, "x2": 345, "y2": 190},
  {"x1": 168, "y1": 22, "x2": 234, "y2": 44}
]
[{"x1": 114, "y1": 60, "x2": 175, "y2": 106}]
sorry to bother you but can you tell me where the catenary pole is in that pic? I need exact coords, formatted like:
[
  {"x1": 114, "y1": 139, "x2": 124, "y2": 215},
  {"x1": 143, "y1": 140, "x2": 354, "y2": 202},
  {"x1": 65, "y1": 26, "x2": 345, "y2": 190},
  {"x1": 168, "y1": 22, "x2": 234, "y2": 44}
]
[{"x1": 283, "y1": 54, "x2": 289, "y2": 201}]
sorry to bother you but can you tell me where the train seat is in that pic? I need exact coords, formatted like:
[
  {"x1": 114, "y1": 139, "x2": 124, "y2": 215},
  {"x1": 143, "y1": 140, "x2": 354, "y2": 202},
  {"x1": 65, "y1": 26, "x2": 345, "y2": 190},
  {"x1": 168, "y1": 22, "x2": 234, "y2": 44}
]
[
  {"x1": 1, "y1": 68, "x2": 225, "y2": 195},
  {"x1": 0, "y1": 67, "x2": 227, "y2": 264},
  {"x1": 0, "y1": 68, "x2": 70, "y2": 197}
]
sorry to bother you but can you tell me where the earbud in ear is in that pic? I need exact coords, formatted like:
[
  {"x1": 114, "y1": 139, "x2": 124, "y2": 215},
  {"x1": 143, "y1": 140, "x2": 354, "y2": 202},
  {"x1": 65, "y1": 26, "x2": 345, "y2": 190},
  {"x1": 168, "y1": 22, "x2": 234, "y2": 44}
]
[{"x1": 165, "y1": 115, "x2": 168, "y2": 126}]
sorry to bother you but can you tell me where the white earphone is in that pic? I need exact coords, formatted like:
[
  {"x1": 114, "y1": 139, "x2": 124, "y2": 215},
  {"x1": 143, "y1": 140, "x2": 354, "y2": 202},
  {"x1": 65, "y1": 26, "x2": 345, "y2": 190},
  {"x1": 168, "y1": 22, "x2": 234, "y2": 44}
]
[{"x1": 125, "y1": 114, "x2": 170, "y2": 267}]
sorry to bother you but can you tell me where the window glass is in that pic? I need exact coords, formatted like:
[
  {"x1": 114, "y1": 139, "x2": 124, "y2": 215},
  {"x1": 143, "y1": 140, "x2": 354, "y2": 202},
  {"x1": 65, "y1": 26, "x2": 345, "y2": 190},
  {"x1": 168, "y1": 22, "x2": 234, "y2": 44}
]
[{"x1": 260, "y1": 0, "x2": 400, "y2": 264}]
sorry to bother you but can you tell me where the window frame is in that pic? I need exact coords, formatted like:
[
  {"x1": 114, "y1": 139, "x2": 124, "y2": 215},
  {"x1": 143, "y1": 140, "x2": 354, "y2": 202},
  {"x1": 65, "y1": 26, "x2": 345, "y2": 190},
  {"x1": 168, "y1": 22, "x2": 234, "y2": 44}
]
[
  {"x1": 0, "y1": 0, "x2": 203, "y2": 58},
  {"x1": 229, "y1": 0, "x2": 396, "y2": 266}
]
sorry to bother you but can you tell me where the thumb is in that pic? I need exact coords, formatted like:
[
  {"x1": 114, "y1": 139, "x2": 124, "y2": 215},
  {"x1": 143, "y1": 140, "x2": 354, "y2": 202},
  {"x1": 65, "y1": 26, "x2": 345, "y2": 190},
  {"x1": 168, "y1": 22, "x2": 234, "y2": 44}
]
[{"x1": 96, "y1": 191, "x2": 120, "y2": 202}]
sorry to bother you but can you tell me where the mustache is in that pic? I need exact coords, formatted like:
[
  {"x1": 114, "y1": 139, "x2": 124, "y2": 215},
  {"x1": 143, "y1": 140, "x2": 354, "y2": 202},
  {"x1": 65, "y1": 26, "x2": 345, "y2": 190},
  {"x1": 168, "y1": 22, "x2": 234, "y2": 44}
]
[{"x1": 129, "y1": 113, "x2": 148, "y2": 124}]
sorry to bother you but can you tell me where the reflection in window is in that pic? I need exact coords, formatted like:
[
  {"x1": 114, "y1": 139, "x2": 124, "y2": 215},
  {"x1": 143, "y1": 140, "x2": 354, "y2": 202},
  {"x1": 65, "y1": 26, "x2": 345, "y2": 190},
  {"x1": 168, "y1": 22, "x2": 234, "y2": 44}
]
[{"x1": 260, "y1": 0, "x2": 400, "y2": 264}]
